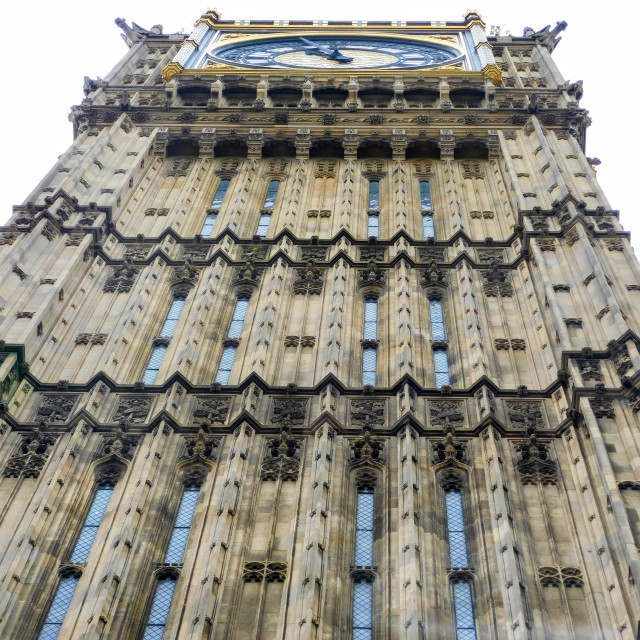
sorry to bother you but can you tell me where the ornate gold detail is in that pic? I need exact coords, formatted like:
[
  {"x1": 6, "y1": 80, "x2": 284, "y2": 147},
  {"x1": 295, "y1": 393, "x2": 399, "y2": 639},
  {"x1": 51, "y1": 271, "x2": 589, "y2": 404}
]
[
  {"x1": 482, "y1": 63, "x2": 502, "y2": 86},
  {"x1": 162, "y1": 62, "x2": 184, "y2": 82}
]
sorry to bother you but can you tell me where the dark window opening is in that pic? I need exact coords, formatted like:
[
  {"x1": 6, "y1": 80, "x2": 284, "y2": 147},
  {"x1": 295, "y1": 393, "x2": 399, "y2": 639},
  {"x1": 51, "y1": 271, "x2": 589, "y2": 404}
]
[
  {"x1": 359, "y1": 88, "x2": 393, "y2": 108},
  {"x1": 223, "y1": 86, "x2": 256, "y2": 107},
  {"x1": 309, "y1": 140, "x2": 344, "y2": 159},
  {"x1": 404, "y1": 89, "x2": 439, "y2": 108},
  {"x1": 454, "y1": 144, "x2": 488, "y2": 160},
  {"x1": 214, "y1": 140, "x2": 248, "y2": 158},
  {"x1": 166, "y1": 140, "x2": 199, "y2": 157},
  {"x1": 178, "y1": 85, "x2": 210, "y2": 107},
  {"x1": 406, "y1": 141, "x2": 440, "y2": 159},
  {"x1": 262, "y1": 140, "x2": 296, "y2": 158},
  {"x1": 314, "y1": 87, "x2": 348, "y2": 107},
  {"x1": 358, "y1": 141, "x2": 392, "y2": 160},
  {"x1": 269, "y1": 87, "x2": 302, "y2": 107},
  {"x1": 450, "y1": 89, "x2": 484, "y2": 108}
]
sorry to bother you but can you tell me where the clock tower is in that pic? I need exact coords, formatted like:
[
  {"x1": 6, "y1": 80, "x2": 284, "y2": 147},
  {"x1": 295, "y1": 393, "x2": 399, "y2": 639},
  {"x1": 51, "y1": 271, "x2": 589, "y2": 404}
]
[{"x1": 0, "y1": 8, "x2": 638, "y2": 640}]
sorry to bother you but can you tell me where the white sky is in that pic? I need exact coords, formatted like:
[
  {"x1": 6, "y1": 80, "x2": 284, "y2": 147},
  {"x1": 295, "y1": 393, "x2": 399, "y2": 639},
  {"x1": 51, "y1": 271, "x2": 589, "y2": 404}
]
[{"x1": 2, "y1": 1, "x2": 637, "y2": 246}]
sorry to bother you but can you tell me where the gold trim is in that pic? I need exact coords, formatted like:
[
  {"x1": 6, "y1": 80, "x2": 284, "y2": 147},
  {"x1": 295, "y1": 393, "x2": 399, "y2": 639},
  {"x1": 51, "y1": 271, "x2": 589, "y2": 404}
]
[
  {"x1": 482, "y1": 63, "x2": 502, "y2": 86},
  {"x1": 163, "y1": 62, "x2": 185, "y2": 82}
]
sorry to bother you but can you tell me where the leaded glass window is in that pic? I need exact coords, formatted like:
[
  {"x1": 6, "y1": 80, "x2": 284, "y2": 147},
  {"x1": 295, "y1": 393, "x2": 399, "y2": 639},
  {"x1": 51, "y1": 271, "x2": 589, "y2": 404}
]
[
  {"x1": 143, "y1": 296, "x2": 186, "y2": 384},
  {"x1": 363, "y1": 299, "x2": 378, "y2": 340},
  {"x1": 256, "y1": 211, "x2": 272, "y2": 238},
  {"x1": 452, "y1": 580, "x2": 477, "y2": 640},
  {"x1": 70, "y1": 484, "x2": 114, "y2": 563},
  {"x1": 211, "y1": 179, "x2": 230, "y2": 208},
  {"x1": 445, "y1": 489, "x2": 469, "y2": 567},
  {"x1": 200, "y1": 211, "x2": 217, "y2": 237},
  {"x1": 429, "y1": 300, "x2": 446, "y2": 340},
  {"x1": 422, "y1": 213, "x2": 435, "y2": 240},
  {"x1": 434, "y1": 349, "x2": 451, "y2": 388},
  {"x1": 215, "y1": 297, "x2": 250, "y2": 384},
  {"x1": 355, "y1": 489, "x2": 374, "y2": 565},
  {"x1": 368, "y1": 180, "x2": 380, "y2": 210},
  {"x1": 419, "y1": 180, "x2": 433, "y2": 210},
  {"x1": 353, "y1": 579, "x2": 373, "y2": 640},
  {"x1": 142, "y1": 576, "x2": 177, "y2": 640},
  {"x1": 367, "y1": 213, "x2": 379, "y2": 238},
  {"x1": 38, "y1": 575, "x2": 79, "y2": 640},
  {"x1": 264, "y1": 180, "x2": 280, "y2": 209},
  {"x1": 164, "y1": 486, "x2": 200, "y2": 564},
  {"x1": 362, "y1": 348, "x2": 377, "y2": 386}
]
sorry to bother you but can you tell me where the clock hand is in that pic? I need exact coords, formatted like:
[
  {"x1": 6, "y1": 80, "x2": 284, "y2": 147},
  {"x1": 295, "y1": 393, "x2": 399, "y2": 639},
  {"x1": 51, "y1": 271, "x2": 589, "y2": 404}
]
[{"x1": 298, "y1": 37, "x2": 353, "y2": 63}]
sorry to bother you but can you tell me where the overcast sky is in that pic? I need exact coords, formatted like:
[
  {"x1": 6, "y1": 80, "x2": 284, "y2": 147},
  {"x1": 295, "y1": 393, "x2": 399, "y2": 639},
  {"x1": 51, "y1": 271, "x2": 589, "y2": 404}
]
[{"x1": 2, "y1": 1, "x2": 636, "y2": 247}]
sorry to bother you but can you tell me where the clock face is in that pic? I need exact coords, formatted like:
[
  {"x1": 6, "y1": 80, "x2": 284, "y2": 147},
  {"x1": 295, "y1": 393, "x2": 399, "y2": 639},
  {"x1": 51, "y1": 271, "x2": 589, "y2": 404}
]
[{"x1": 208, "y1": 36, "x2": 463, "y2": 70}]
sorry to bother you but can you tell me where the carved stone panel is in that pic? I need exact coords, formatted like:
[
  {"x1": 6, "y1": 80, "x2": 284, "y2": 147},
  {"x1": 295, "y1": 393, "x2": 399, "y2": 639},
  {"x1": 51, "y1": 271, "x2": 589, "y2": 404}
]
[
  {"x1": 2, "y1": 429, "x2": 56, "y2": 478},
  {"x1": 260, "y1": 431, "x2": 301, "y2": 481},
  {"x1": 192, "y1": 397, "x2": 231, "y2": 425},
  {"x1": 112, "y1": 396, "x2": 153, "y2": 424},
  {"x1": 428, "y1": 401, "x2": 464, "y2": 430},
  {"x1": 350, "y1": 399, "x2": 385, "y2": 428},
  {"x1": 507, "y1": 402, "x2": 545, "y2": 429},
  {"x1": 271, "y1": 398, "x2": 307, "y2": 426},
  {"x1": 293, "y1": 261, "x2": 324, "y2": 294},
  {"x1": 35, "y1": 395, "x2": 79, "y2": 424},
  {"x1": 103, "y1": 260, "x2": 140, "y2": 293}
]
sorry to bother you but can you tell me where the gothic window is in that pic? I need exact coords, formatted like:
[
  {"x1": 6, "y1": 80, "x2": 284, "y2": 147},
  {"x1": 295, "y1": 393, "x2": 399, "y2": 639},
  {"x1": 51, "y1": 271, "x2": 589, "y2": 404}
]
[
  {"x1": 367, "y1": 180, "x2": 380, "y2": 238},
  {"x1": 38, "y1": 573, "x2": 81, "y2": 640},
  {"x1": 353, "y1": 487, "x2": 374, "y2": 639},
  {"x1": 256, "y1": 211, "x2": 272, "y2": 238},
  {"x1": 367, "y1": 212, "x2": 379, "y2": 238},
  {"x1": 143, "y1": 296, "x2": 186, "y2": 384},
  {"x1": 422, "y1": 213, "x2": 435, "y2": 240},
  {"x1": 264, "y1": 179, "x2": 280, "y2": 208},
  {"x1": 70, "y1": 484, "x2": 115, "y2": 563},
  {"x1": 445, "y1": 488, "x2": 477, "y2": 640},
  {"x1": 419, "y1": 180, "x2": 433, "y2": 210},
  {"x1": 142, "y1": 484, "x2": 201, "y2": 639},
  {"x1": 368, "y1": 180, "x2": 380, "y2": 210},
  {"x1": 429, "y1": 299, "x2": 450, "y2": 387},
  {"x1": 215, "y1": 296, "x2": 250, "y2": 384},
  {"x1": 164, "y1": 485, "x2": 200, "y2": 563},
  {"x1": 39, "y1": 481, "x2": 116, "y2": 640},
  {"x1": 200, "y1": 178, "x2": 230, "y2": 236},
  {"x1": 362, "y1": 298, "x2": 378, "y2": 386}
]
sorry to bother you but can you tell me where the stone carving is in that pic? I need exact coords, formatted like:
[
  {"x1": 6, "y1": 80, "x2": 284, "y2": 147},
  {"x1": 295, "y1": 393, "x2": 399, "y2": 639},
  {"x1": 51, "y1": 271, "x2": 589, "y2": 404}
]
[
  {"x1": 482, "y1": 264, "x2": 513, "y2": 297},
  {"x1": 428, "y1": 401, "x2": 464, "y2": 430},
  {"x1": 12, "y1": 264, "x2": 27, "y2": 280},
  {"x1": 360, "y1": 247, "x2": 385, "y2": 262},
  {"x1": 538, "y1": 566, "x2": 584, "y2": 588},
  {"x1": 608, "y1": 341, "x2": 633, "y2": 377},
  {"x1": 35, "y1": 395, "x2": 78, "y2": 424},
  {"x1": 241, "y1": 246, "x2": 268, "y2": 260},
  {"x1": 192, "y1": 397, "x2": 230, "y2": 425},
  {"x1": 507, "y1": 402, "x2": 544, "y2": 429},
  {"x1": 577, "y1": 359, "x2": 603, "y2": 381},
  {"x1": 314, "y1": 160, "x2": 337, "y2": 179},
  {"x1": 233, "y1": 258, "x2": 264, "y2": 292},
  {"x1": 166, "y1": 159, "x2": 192, "y2": 177},
  {"x1": 300, "y1": 247, "x2": 328, "y2": 261},
  {"x1": 271, "y1": 398, "x2": 307, "y2": 426},
  {"x1": 98, "y1": 425, "x2": 140, "y2": 460},
  {"x1": 350, "y1": 429, "x2": 384, "y2": 463},
  {"x1": 432, "y1": 428, "x2": 468, "y2": 465},
  {"x1": 242, "y1": 561, "x2": 288, "y2": 583},
  {"x1": 182, "y1": 246, "x2": 209, "y2": 260},
  {"x1": 183, "y1": 428, "x2": 219, "y2": 461},
  {"x1": 461, "y1": 161, "x2": 485, "y2": 179},
  {"x1": 495, "y1": 338, "x2": 510, "y2": 350},
  {"x1": 350, "y1": 399, "x2": 385, "y2": 428},
  {"x1": 75, "y1": 333, "x2": 108, "y2": 346},
  {"x1": 419, "y1": 248, "x2": 445, "y2": 263},
  {"x1": 516, "y1": 426, "x2": 557, "y2": 485},
  {"x1": 293, "y1": 260, "x2": 324, "y2": 294},
  {"x1": 421, "y1": 262, "x2": 448, "y2": 299},
  {"x1": 112, "y1": 396, "x2": 153, "y2": 424},
  {"x1": 124, "y1": 245, "x2": 149, "y2": 260},
  {"x1": 537, "y1": 238, "x2": 556, "y2": 252},
  {"x1": 0, "y1": 233, "x2": 19, "y2": 245},
  {"x1": 169, "y1": 259, "x2": 199, "y2": 295},
  {"x1": 358, "y1": 260, "x2": 385, "y2": 293},
  {"x1": 2, "y1": 429, "x2": 56, "y2": 478},
  {"x1": 300, "y1": 336, "x2": 315, "y2": 348},
  {"x1": 510, "y1": 339, "x2": 526, "y2": 351},
  {"x1": 103, "y1": 259, "x2": 140, "y2": 293},
  {"x1": 477, "y1": 249, "x2": 504, "y2": 264},
  {"x1": 261, "y1": 429, "x2": 301, "y2": 481},
  {"x1": 590, "y1": 398, "x2": 615, "y2": 419}
]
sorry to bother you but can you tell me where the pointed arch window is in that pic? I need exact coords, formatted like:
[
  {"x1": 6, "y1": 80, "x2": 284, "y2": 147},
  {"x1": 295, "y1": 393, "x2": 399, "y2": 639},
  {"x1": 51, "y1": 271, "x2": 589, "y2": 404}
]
[
  {"x1": 38, "y1": 478, "x2": 118, "y2": 640},
  {"x1": 445, "y1": 484, "x2": 477, "y2": 640},
  {"x1": 215, "y1": 296, "x2": 250, "y2": 384},
  {"x1": 429, "y1": 299, "x2": 450, "y2": 387},
  {"x1": 143, "y1": 296, "x2": 186, "y2": 384},
  {"x1": 142, "y1": 481, "x2": 203, "y2": 640},
  {"x1": 362, "y1": 298, "x2": 378, "y2": 386},
  {"x1": 200, "y1": 178, "x2": 230, "y2": 236}
]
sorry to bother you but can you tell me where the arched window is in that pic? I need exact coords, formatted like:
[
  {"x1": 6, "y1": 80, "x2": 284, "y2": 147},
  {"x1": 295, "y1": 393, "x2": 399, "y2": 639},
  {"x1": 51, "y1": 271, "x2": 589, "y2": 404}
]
[{"x1": 215, "y1": 296, "x2": 250, "y2": 385}]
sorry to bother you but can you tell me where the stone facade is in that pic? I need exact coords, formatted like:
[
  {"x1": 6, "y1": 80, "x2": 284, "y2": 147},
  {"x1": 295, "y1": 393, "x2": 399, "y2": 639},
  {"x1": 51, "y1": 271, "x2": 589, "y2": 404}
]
[{"x1": 0, "y1": 10, "x2": 638, "y2": 640}]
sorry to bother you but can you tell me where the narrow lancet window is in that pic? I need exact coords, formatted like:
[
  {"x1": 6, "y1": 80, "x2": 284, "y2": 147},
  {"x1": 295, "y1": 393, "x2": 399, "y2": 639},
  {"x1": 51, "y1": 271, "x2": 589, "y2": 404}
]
[
  {"x1": 445, "y1": 487, "x2": 477, "y2": 640},
  {"x1": 200, "y1": 179, "x2": 230, "y2": 236},
  {"x1": 419, "y1": 180, "x2": 432, "y2": 210},
  {"x1": 142, "y1": 484, "x2": 201, "y2": 640},
  {"x1": 429, "y1": 299, "x2": 450, "y2": 387},
  {"x1": 143, "y1": 296, "x2": 186, "y2": 384},
  {"x1": 215, "y1": 297, "x2": 249, "y2": 384},
  {"x1": 367, "y1": 180, "x2": 380, "y2": 238},
  {"x1": 362, "y1": 298, "x2": 378, "y2": 386},
  {"x1": 39, "y1": 481, "x2": 116, "y2": 640},
  {"x1": 353, "y1": 487, "x2": 374, "y2": 639}
]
